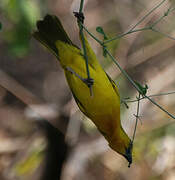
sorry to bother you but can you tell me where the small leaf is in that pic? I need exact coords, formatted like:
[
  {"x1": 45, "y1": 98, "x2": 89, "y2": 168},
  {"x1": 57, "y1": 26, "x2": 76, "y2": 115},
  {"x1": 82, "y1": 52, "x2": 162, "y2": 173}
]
[
  {"x1": 96, "y1": 26, "x2": 108, "y2": 40},
  {"x1": 96, "y1": 26, "x2": 104, "y2": 34},
  {"x1": 96, "y1": 27, "x2": 108, "y2": 57},
  {"x1": 135, "y1": 81, "x2": 148, "y2": 95}
]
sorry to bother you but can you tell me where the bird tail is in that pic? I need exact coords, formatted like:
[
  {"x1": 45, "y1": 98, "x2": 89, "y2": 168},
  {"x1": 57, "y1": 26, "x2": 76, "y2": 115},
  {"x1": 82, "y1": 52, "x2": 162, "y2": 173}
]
[{"x1": 33, "y1": 14, "x2": 77, "y2": 58}]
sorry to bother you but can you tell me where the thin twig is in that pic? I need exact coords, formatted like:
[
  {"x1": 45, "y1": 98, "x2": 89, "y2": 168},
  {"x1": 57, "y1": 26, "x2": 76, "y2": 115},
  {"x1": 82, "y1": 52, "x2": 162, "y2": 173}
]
[
  {"x1": 79, "y1": 2, "x2": 175, "y2": 119},
  {"x1": 82, "y1": 28, "x2": 175, "y2": 119},
  {"x1": 151, "y1": 28, "x2": 175, "y2": 41},
  {"x1": 104, "y1": 0, "x2": 167, "y2": 44},
  {"x1": 79, "y1": 0, "x2": 84, "y2": 12},
  {"x1": 125, "y1": 91, "x2": 175, "y2": 103},
  {"x1": 78, "y1": 0, "x2": 93, "y2": 96},
  {"x1": 149, "y1": 91, "x2": 175, "y2": 97},
  {"x1": 132, "y1": 93, "x2": 141, "y2": 143},
  {"x1": 106, "y1": 49, "x2": 175, "y2": 119},
  {"x1": 79, "y1": 22, "x2": 103, "y2": 45},
  {"x1": 129, "y1": 0, "x2": 167, "y2": 31},
  {"x1": 105, "y1": 49, "x2": 142, "y2": 93},
  {"x1": 145, "y1": 95, "x2": 175, "y2": 119},
  {"x1": 104, "y1": 27, "x2": 150, "y2": 43}
]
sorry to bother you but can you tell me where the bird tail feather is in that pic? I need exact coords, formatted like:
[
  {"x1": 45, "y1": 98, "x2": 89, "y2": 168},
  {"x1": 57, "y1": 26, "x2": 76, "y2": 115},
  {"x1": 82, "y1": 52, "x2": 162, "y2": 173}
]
[{"x1": 33, "y1": 14, "x2": 77, "y2": 58}]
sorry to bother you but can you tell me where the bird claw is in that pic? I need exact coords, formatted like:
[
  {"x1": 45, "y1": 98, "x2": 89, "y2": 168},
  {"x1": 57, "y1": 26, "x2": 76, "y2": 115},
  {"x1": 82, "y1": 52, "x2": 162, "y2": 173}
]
[
  {"x1": 73, "y1": 12, "x2": 85, "y2": 24},
  {"x1": 82, "y1": 78, "x2": 94, "y2": 87},
  {"x1": 66, "y1": 66, "x2": 94, "y2": 88}
]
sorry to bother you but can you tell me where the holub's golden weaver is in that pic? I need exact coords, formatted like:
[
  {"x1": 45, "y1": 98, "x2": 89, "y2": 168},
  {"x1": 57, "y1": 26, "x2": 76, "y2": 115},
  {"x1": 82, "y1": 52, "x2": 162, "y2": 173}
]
[{"x1": 33, "y1": 14, "x2": 132, "y2": 165}]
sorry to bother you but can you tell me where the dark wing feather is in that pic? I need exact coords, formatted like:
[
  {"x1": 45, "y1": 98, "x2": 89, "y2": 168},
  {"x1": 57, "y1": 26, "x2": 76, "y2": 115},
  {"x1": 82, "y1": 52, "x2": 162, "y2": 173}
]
[
  {"x1": 33, "y1": 14, "x2": 78, "y2": 58},
  {"x1": 105, "y1": 73, "x2": 120, "y2": 98}
]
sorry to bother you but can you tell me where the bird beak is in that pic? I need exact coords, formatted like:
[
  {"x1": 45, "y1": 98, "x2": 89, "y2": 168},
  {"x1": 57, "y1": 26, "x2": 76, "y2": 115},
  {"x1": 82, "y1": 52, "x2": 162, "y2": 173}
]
[{"x1": 124, "y1": 141, "x2": 133, "y2": 167}]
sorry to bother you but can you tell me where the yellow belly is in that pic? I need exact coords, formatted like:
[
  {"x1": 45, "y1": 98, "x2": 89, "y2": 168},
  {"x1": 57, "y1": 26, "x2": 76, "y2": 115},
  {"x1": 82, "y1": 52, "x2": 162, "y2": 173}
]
[{"x1": 64, "y1": 62, "x2": 120, "y2": 134}]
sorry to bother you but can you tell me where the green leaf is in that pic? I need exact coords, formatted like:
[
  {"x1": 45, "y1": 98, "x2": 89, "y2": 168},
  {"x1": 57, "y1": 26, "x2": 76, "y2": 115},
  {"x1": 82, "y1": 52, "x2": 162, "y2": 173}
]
[
  {"x1": 96, "y1": 26, "x2": 108, "y2": 40},
  {"x1": 96, "y1": 27, "x2": 109, "y2": 57},
  {"x1": 135, "y1": 81, "x2": 148, "y2": 95}
]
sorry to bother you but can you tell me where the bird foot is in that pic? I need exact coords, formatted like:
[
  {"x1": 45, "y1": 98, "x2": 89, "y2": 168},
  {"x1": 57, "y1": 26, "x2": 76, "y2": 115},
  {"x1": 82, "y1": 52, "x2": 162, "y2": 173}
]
[
  {"x1": 66, "y1": 66, "x2": 94, "y2": 88},
  {"x1": 73, "y1": 12, "x2": 85, "y2": 24},
  {"x1": 82, "y1": 78, "x2": 94, "y2": 87}
]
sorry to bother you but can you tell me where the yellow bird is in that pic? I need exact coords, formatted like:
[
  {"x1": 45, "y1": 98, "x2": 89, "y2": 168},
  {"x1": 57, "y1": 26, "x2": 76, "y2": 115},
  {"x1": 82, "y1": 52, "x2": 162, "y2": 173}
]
[{"x1": 33, "y1": 14, "x2": 132, "y2": 165}]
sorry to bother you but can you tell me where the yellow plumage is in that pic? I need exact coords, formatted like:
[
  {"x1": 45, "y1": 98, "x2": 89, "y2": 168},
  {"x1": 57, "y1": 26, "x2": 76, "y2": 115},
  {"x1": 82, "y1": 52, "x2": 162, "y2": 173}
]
[{"x1": 33, "y1": 14, "x2": 132, "y2": 165}]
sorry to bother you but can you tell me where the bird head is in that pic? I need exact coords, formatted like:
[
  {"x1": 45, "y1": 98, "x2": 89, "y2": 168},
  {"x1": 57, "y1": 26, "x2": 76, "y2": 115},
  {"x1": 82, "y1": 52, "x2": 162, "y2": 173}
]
[{"x1": 108, "y1": 129, "x2": 133, "y2": 167}]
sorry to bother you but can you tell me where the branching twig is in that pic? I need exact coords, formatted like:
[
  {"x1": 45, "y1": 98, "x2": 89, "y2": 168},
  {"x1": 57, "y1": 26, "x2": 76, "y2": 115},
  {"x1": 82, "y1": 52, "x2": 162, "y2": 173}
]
[
  {"x1": 106, "y1": 49, "x2": 175, "y2": 119},
  {"x1": 79, "y1": 1, "x2": 175, "y2": 120},
  {"x1": 104, "y1": 0, "x2": 168, "y2": 44},
  {"x1": 151, "y1": 28, "x2": 175, "y2": 41},
  {"x1": 124, "y1": 91, "x2": 175, "y2": 103}
]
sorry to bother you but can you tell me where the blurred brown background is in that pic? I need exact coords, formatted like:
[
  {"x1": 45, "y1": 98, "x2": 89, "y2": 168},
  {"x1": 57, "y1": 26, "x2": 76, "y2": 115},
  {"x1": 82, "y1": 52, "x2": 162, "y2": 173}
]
[{"x1": 0, "y1": 0, "x2": 175, "y2": 179}]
